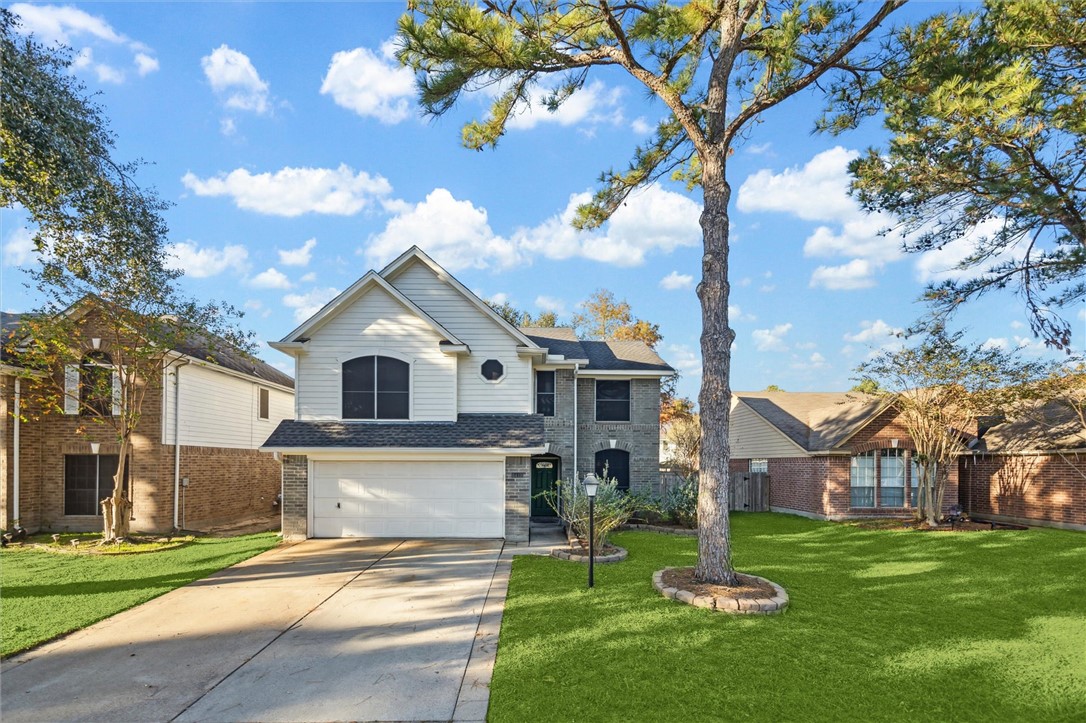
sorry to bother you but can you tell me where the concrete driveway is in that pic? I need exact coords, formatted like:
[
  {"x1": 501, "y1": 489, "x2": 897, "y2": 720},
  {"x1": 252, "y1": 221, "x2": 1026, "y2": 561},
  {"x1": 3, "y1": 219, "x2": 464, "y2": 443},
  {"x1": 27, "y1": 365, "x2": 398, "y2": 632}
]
[{"x1": 1, "y1": 538, "x2": 509, "y2": 722}]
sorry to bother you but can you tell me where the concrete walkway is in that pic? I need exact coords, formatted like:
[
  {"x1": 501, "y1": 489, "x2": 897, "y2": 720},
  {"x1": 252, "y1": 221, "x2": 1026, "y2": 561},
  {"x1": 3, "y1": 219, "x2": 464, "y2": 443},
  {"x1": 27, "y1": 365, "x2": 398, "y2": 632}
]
[{"x1": 1, "y1": 538, "x2": 509, "y2": 723}]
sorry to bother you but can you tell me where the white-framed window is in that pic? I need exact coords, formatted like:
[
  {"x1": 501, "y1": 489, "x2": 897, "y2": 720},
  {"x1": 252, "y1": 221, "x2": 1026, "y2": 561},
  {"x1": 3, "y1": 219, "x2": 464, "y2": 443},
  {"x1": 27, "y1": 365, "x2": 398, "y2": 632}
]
[
  {"x1": 850, "y1": 451, "x2": 877, "y2": 507},
  {"x1": 481, "y1": 359, "x2": 505, "y2": 382},
  {"x1": 535, "y1": 370, "x2": 555, "y2": 416},
  {"x1": 342, "y1": 355, "x2": 409, "y2": 420},
  {"x1": 750, "y1": 459, "x2": 768, "y2": 473},
  {"x1": 850, "y1": 448, "x2": 922, "y2": 508},
  {"x1": 257, "y1": 387, "x2": 270, "y2": 420}
]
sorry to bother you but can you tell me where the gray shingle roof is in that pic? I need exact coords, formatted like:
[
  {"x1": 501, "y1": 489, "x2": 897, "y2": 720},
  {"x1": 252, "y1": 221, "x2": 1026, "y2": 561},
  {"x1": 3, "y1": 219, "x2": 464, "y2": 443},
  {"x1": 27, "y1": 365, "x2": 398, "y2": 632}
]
[
  {"x1": 519, "y1": 326, "x2": 673, "y2": 373},
  {"x1": 735, "y1": 391, "x2": 883, "y2": 452},
  {"x1": 263, "y1": 413, "x2": 545, "y2": 449}
]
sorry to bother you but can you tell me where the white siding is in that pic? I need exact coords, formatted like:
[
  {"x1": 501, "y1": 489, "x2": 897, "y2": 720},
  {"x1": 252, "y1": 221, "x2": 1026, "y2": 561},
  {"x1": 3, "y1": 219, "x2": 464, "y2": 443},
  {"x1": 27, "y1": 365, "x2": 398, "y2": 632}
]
[
  {"x1": 162, "y1": 363, "x2": 294, "y2": 448},
  {"x1": 729, "y1": 399, "x2": 809, "y2": 459},
  {"x1": 389, "y1": 261, "x2": 531, "y2": 414},
  {"x1": 296, "y1": 284, "x2": 456, "y2": 421}
]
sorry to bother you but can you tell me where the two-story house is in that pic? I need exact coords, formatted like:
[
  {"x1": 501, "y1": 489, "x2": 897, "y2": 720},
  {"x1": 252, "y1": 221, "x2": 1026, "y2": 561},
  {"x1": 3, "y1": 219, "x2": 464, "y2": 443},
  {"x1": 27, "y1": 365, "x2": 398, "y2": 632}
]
[
  {"x1": 1, "y1": 301, "x2": 295, "y2": 534},
  {"x1": 263, "y1": 246, "x2": 673, "y2": 541}
]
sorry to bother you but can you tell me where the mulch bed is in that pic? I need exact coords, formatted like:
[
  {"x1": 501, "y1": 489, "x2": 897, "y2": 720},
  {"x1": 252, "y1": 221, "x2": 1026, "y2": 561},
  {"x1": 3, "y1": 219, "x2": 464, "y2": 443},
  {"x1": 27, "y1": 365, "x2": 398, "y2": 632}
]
[
  {"x1": 560, "y1": 544, "x2": 622, "y2": 557},
  {"x1": 854, "y1": 519, "x2": 1028, "y2": 532},
  {"x1": 662, "y1": 567, "x2": 777, "y2": 600}
]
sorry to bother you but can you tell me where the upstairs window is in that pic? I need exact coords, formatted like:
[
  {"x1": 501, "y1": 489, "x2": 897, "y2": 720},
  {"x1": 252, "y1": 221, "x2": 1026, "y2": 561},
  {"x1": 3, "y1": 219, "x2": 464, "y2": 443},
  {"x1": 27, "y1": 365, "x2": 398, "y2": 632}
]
[
  {"x1": 481, "y1": 359, "x2": 505, "y2": 382},
  {"x1": 258, "y1": 388, "x2": 270, "y2": 420},
  {"x1": 80, "y1": 352, "x2": 114, "y2": 416},
  {"x1": 342, "y1": 356, "x2": 409, "y2": 420},
  {"x1": 595, "y1": 380, "x2": 631, "y2": 422},
  {"x1": 536, "y1": 371, "x2": 555, "y2": 416}
]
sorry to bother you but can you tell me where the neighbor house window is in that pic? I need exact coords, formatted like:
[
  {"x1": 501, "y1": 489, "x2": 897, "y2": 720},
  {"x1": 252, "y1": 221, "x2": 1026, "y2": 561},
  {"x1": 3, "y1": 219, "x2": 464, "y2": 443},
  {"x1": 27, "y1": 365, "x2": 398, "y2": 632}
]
[
  {"x1": 595, "y1": 380, "x2": 631, "y2": 422},
  {"x1": 595, "y1": 449, "x2": 630, "y2": 491},
  {"x1": 536, "y1": 371, "x2": 555, "y2": 416},
  {"x1": 750, "y1": 459, "x2": 768, "y2": 474},
  {"x1": 258, "y1": 388, "x2": 270, "y2": 420},
  {"x1": 80, "y1": 352, "x2": 113, "y2": 416},
  {"x1": 481, "y1": 359, "x2": 504, "y2": 381},
  {"x1": 65, "y1": 454, "x2": 128, "y2": 516},
  {"x1": 849, "y1": 451, "x2": 877, "y2": 507},
  {"x1": 342, "y1": 355, "x2": 409, "y2": 420},
  {"x1": 850, "y1": 448, "x2": 920, "y2": 508}
]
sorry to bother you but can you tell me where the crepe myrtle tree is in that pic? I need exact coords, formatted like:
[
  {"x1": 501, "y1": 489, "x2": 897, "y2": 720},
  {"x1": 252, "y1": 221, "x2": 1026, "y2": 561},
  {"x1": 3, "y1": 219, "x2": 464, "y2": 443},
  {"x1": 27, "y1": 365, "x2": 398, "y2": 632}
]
[
  {"x1": 3, "y1": 9, "x2": 251, "y2": 541},
  {"x1": 398, "y1": 0, "x2": 903, "y2": 584},
  {"x1": 855, "y1": 326, "x2": 1061, "y2": 526}
]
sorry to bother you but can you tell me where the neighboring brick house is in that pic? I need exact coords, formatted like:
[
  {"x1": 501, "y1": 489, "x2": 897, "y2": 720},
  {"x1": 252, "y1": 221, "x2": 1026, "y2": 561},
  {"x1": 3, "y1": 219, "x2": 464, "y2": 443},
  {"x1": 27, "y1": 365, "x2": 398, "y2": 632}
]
[
  {"x1": 263, "y1": 246, "x2": 673, "y2": 542},
  {"x1": 1, "y1": 303, "x2": 295, "y2": 534},
  {"x1": 730, "y1": 391, "x2": 1086, "y2": 530}
]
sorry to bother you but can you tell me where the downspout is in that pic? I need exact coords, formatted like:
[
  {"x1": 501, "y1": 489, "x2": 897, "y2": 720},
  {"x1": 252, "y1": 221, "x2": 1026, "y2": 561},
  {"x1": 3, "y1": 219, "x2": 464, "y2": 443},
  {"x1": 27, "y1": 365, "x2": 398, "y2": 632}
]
[
  {"x1": 572, "y1": 362, "x2": 579, "y2": 504},
  {"x1": 172, "y1": 360, "x2": 190, "y2": 531},
  {"x1": 13, "y1": 378, "x2": 20, "y2": 524}
]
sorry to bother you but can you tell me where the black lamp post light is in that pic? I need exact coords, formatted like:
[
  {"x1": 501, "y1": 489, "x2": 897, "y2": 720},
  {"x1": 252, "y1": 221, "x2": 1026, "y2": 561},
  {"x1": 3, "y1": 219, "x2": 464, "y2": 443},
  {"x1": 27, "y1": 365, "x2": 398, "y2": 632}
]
[{"x1": 583, "y1": 472, "x2": 599, "y2": 588}]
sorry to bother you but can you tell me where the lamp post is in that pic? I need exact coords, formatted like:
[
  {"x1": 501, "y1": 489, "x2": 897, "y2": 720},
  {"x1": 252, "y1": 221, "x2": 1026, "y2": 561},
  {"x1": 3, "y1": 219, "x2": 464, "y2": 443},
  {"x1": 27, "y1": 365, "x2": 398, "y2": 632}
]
[{"x1": 583, "y1": 473, "x2": 599, "y2": 588}]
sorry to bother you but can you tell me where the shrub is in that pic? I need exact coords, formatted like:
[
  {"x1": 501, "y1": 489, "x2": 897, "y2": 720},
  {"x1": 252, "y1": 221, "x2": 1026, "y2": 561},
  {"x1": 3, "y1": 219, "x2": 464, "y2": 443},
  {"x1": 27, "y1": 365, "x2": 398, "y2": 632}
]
[
  {"x1": 659, "y1": 476, "x2": 698, "y2": 528},
  {"x1": 540, "y1": 477, "x2": 641, "y2": 553}
]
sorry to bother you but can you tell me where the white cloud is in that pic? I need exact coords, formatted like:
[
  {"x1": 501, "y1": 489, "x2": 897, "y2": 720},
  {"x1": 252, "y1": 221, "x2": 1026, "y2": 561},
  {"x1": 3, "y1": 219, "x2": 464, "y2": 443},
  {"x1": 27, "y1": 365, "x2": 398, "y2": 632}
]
[
  {"x1": 283, "y1": 287, "x2": 341, "y2": 323},
  {"x1": 182, "y1": 165, "x2": 391, "y2": 217},
  {"x1": 843, "y1": 319, "x2": 904, "y2": 344},
  {"x1": 914, "y1": 218, "x2": 1023, "y2": 284},
  {"x1": 250, "y1": 267, "x2": 292, "y2": 290},
  {"x1": 320, "y1": 40, "x2": 416, "y2": 124},
  {"x1": 745, "y1": 142, "x2": 773, "y2": 156},
  {"x1": 505, "y1": 80, "x2": 624, "y2": 131},
  {"x1": 803, "y1": 214, "x2": 902, "y2": 264},
  {"x1": 278, "y1": 238, "x2": 317, "y2": 267},
  {"x1": 134, "y1": 52, "x2": 158, "y2": 76},
  {"x1": 752, "y1": 323, "x2": 792, "y2": 352},
  {"x1": 1078, "y1": 308, "x2": 1086, "y2": 322},
  {"x1": 810, "y1": 259, "x2": 877, "y2": 290},
  {"x1": 535, "y1": 295, "x2": 567, "y2": 315},
  {"x1": 729, "y1": 305, "x2": 755, "y2": 322},
  {"x1": 2, "y1": 227, "x2": 36, "y2": 267},
  {"x1": 366, "y1": 188, "x2": 521, "y2": 272},
  {"x1": 982, "y1": 337, "x2": 1009, "y2": 350},
  {"x1": 488, "y1": 292, "x2": 510, "y2": 306},
  {"x1": 737, "y1": 147, "x2": 861, "y2": 222},
  {"x1": 810, "y1": 352, "x2": 827, "y2": 365},
  {"x1": 666, "y1": 343, "x2": 702, "y2": 380},
  {"x1": 631, "y1": 117, "x2": 652, "y2": 135},
  {"x1": 516, "y1": 185, "x2": 700, "y2": 267},
  {"x1": 1011, "y1": 320, "x2": 1026, "y2": 329},
  {"x1": 219, "y1": 118, "x2": 236, "y2": 136},
  {"x1": 10, "y1": 4, "x2": 157, "y2": 83},
  {"x1": 300, "y1": 271, "x2": 317, "y2": 283},
  {"x1": 165, "y1": 241, "x2": 249, "y2": 278},
  {"x1": 202, "y1": 45, "x2": 271, "y2": 115},
  {"x1": 660, "y1": 271, "x2": 694, "y2": 290}
]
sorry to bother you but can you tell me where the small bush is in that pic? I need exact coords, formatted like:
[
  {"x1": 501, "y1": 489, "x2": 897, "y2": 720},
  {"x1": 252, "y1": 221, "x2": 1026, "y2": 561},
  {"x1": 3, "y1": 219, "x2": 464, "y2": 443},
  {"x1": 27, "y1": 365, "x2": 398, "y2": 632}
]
[
  {"x1": 659, "y1": 476, "x2": 698, "y2": 528},
  {"x1": 540, "y1": 478, "x2": 641, "y2": 552}
]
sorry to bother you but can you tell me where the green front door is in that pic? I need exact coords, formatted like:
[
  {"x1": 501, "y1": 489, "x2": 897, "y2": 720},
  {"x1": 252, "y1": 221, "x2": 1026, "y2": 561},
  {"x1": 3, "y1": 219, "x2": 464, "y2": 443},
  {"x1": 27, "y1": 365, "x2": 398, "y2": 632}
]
[{"x1": 531, "y1": 458, "x2": 559, "y2": 517}]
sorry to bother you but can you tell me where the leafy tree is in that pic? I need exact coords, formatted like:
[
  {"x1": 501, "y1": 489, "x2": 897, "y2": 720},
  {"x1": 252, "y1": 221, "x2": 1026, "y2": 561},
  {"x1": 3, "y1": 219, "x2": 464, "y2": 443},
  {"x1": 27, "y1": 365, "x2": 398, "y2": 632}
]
[
  {"x1": 850, "y1": 378, "x2": 882, "y2": 395},
  {"x1": 763, "y1": 384, "x2": 785, "y2": 392},
  {"x1": 827, "y1": 0, "x2": 1086, "y2": 350},
  {"x1": 2, "y1": 10, "x2": 249, "y2": 541},
  {"x1": 857, "y1": 327, "x2": 1060, "y2": 525},
  {"x1": 486, "y1": 298, "x2": 560, "y2": 326},
  {"x1": 660, "y1": 393, "x2": 695, "y2": 425},
  {"x1": 663, "y1": 413, "x2": 701, "y2": 478},
  {"x1": 399, "y1": 0, "x2": 902, "y2": 584}
]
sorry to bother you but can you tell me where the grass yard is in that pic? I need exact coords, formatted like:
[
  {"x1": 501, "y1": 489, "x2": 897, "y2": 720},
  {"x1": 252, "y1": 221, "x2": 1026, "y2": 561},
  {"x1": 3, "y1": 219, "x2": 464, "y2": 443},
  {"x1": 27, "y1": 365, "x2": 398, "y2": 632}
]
[
  {"x1": 490, "y1": 513, "x2": 1086, "y2": 722},
  {"x1": 1, "y1": 533, "x2": 279, "y2": 657}
]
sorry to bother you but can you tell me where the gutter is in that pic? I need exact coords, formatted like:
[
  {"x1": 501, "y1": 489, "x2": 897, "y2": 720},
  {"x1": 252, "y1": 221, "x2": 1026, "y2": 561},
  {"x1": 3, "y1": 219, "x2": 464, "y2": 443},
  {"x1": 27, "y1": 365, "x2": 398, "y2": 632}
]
[
  {"x1": 572, "y1": 361, "x2": 580, "y2": 506},
  {"x1": 172, "y1": 360, "x2": 190, "y2": 530},
  {"x1": 13, "y1": 378, "x2": 20, "y2": 524}
]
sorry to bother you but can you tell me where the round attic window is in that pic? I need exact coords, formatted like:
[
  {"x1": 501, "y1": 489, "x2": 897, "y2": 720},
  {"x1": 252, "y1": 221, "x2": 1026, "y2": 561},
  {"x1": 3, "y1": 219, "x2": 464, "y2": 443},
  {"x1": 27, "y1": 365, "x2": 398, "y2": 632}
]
[{"x1": 481, "y1": 359, "x2": 505, "y2": 382}]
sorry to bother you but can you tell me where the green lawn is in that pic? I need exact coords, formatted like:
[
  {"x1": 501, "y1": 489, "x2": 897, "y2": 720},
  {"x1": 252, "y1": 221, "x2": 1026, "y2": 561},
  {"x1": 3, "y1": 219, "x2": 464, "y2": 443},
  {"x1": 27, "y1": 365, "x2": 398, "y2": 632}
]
[
  {"x1": 1, "y1": 533, "x2": 279, "y2": 657},
  {"x1": 491, "y1": 513, "x2": 1086, "y2": 722}
]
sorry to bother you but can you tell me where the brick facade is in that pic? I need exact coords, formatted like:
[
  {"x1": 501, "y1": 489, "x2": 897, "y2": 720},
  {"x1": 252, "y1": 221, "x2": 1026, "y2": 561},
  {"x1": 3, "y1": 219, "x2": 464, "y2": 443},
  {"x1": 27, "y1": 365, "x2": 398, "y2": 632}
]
[
  {"x1": 281, "y1": 455, "x2": 309, "y2": 541},
  {"x1": 504, "y1": 456, "x2": 530, "y2": 542},
  {"x1": 959, "y1": 452, "x2": 1086, "y2": 530},
  {"x1": 1, "y1": 310, "x2": 284, "y2": 534},
  {"x1": 733, "y1": 408, "x2": 960, "y2": 520},
  {"x1": 574, "y1": 377, "x2": 661, "y2": 495}
]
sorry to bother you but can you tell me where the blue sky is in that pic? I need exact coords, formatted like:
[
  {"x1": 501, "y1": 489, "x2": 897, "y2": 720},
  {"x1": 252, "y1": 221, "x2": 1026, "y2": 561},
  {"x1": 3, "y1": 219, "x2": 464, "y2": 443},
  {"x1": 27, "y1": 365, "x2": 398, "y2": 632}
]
[{"x1": 2, "y1": 2, "x2": 1081, "y2": 402}]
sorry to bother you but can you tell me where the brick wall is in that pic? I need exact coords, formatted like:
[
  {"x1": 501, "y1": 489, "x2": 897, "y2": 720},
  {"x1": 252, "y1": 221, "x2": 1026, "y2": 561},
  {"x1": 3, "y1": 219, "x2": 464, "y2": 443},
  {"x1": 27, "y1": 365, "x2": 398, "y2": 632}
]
[
  {"x1": 575, "y1": 377, "x2": 661, "y2": 494},
  {"x1": 959, "y1": 452, "x2": 1086, "y2": 529},
  {"x1": 175, "y1": 446, "x2": 281, "y2": 530},
  {"x1": 281, "y1": 455, "x2": 308, "y2": 541},
  {"x1": 505, "y1": 456, "x2": 530, "y2": 541},
  {"x1": 542, "y1": 369, "x2": 576, "y2": 481}
]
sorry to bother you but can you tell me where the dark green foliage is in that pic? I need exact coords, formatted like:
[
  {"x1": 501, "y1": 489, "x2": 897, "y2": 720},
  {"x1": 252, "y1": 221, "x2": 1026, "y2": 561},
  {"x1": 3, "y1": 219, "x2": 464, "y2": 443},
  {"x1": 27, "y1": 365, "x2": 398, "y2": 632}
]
[{"x1": 491, "y1": 515, "x2": 1086, "y2": 721}]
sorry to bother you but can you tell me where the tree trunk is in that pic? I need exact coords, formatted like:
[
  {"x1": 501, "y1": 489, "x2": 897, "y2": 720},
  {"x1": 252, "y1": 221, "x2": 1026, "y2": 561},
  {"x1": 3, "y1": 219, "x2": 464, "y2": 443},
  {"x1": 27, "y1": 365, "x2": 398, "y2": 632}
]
[
  {"x1": 101, "y1": 438, "x2": 131, "y2": 541},
  {"x1": 694, "y1": 147, "x2": 738, "y2": 586}
]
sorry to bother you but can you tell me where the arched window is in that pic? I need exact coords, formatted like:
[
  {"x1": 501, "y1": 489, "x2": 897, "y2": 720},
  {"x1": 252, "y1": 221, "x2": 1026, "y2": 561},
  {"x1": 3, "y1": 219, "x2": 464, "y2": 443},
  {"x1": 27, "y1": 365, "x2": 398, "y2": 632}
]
[
  {"x1": 342, "y1": 355, "x2": 409, "y2": 420},
  {"x1": 80, "y1": 352, "x2": 113, "y2": 417},
  {"x1": 595, "y1": 449, "x2": 630, "y2": 492}
]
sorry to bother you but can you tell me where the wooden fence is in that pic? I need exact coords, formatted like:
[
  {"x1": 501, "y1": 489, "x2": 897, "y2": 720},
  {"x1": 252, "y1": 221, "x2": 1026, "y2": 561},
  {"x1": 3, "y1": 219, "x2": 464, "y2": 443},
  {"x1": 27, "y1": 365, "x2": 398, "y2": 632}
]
[{"x1": 657, "y1": 470, "x2": 770, "y2": 512}]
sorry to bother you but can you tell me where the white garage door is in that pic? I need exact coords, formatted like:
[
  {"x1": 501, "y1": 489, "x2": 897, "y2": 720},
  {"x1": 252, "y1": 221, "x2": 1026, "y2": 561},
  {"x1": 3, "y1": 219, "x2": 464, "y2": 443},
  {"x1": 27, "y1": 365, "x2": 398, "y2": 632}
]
[{"x1": 311, "y1": 460, "x2": 505, "y2": 538}]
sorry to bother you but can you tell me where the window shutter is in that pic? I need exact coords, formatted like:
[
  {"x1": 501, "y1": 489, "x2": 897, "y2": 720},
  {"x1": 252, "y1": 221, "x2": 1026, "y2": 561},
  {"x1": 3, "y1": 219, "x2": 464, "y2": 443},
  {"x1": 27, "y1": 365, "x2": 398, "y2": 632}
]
[
  {"x1": 112, "y1": 368, "x2": 122, "y2": 416},
  {"x1": 64, "y1": 365, "x2": 80, "y2": 415}
]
